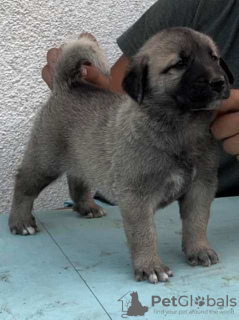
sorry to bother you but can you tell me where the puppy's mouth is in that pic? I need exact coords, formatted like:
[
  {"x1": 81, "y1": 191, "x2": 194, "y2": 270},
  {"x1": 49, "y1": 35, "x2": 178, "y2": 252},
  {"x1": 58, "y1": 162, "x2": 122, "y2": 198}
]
[
  {"x1": 176, "y1": 93, "x2": 225, "y2": 112},
  {"x1": 185, "y1": 84, "x2": 230, "y2": 112},
  {"x1": 192, "y1": 99, "x2": 222, "y2": 111}
]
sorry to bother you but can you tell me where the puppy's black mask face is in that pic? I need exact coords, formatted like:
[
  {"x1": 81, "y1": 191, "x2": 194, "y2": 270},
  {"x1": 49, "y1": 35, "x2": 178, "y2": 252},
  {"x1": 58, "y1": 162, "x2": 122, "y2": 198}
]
[
  {"x1": 172, "y1": 50, "x2": 234, "y2": 111},
  {"x1": 122, "y1": 29, "x2": 234, "y2": 112}
]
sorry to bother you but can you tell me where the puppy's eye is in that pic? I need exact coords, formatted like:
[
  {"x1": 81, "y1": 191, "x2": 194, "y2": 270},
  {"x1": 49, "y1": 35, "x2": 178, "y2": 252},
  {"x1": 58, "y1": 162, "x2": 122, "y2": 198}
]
[
  {"x1": 174, "y1": 60, "x2": 186, "y2": 69},
  {"x1": 211, "y1": 55, "x2": 218, "y2": 61},
  {"x1": 162, "y1": 60, "x2": 187, "y2": 73}
]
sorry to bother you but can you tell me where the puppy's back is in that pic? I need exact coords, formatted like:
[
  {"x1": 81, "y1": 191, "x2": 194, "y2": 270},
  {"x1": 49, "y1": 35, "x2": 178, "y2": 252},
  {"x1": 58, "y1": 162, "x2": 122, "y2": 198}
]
[{"x1": 33, "y1": 36, "x2": 126, "y2": 194}]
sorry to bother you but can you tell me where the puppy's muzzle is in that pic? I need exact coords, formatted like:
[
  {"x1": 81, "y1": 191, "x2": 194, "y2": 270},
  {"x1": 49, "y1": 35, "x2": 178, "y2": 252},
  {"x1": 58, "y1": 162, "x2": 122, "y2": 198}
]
[
  {"x1": 209, "y1": 77, "x2": 225, "y2": 93},
  {"x1": 192, "y1": 73, "x2": 229, "y2": 100},
  {"x1": 194, "y1": 76, "x2": 225, "y2": 93}
]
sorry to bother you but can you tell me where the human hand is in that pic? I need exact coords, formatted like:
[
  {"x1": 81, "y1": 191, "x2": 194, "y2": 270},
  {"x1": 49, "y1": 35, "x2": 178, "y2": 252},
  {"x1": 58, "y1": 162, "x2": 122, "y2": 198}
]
[
  {"x1": 42, "y1": 47, "x2": 60, "y2": 89},
  {"x1": 211, "y1": 89, "x2": 239, "y2": 161}
]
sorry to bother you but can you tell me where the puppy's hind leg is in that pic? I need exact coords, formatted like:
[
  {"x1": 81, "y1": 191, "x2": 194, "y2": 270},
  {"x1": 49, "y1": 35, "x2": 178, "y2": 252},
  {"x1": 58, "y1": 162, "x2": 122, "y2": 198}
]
[
  {"x1": 9, "y1": 145, "x2": 63, "y2": 235},
  {"x1": 67, "y1": 175, "x2": 106, "y2": 218}
]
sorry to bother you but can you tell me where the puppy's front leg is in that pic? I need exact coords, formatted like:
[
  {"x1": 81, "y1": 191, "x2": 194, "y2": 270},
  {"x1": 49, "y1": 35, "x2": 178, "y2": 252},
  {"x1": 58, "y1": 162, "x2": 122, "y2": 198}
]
[
  {"x1": 179, "y1": 178, "x2": 219, "y2": 267},
  {"x1": 119, "y1": 198, "x2": 173, "y2": 283}
]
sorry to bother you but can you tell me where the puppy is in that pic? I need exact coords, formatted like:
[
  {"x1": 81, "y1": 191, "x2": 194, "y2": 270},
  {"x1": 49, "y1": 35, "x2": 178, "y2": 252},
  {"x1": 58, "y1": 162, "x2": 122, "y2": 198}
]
[{"x1": 9, "y1": 29, "x2": 234, "y2": 283}]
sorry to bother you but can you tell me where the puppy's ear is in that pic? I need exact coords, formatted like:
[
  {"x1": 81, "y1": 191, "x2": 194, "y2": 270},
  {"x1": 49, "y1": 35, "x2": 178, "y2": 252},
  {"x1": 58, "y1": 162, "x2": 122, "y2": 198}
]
[
  {"x1": 220, "y1": 58, "x2": 234, "y2": 85},
  {"x1": 122, "y1": 56, "x2": 149, "y2": 104}
]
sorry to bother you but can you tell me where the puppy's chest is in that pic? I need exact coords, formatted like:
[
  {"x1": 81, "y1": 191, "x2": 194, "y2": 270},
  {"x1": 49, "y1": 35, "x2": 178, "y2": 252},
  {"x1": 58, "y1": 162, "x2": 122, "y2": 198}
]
[
  {"x1": 150, "y1": 134, "x2": 206, "y2": 207},
  {"x1": 158, "y1": 153, "x2": 196, "y2": 207},
  {"x1": 157, "y1": 129, "x2": 216, "y2": 207},
  {"x1": 125, "y1": 146, "x2": 198, "y2": 206},
  {"x1": 158, "y1": 128, "x2": 211, "y2": 203}
]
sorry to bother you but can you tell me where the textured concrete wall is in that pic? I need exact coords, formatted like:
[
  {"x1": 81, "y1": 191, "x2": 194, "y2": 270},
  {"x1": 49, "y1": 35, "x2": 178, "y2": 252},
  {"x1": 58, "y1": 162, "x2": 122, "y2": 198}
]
[{"x1": 0, "y1": 0, "x2": 156, "y2": 213}]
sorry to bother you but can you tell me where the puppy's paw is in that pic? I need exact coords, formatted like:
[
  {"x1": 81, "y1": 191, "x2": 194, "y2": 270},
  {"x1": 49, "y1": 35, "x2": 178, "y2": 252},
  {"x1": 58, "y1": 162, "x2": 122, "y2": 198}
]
[
  {"x1": 134, "y1": 263, "x2": 173, "y2": 284},
  {"x1": 9, "y1": 215, "x2": 38, "y2": 236},
  {"x1": 85, "y1": 206, "x2": 106, "y2": 219},
  {"x1": 185, "y1": 248, "x2": 219, "y2": 267},
  {"x1": 73, "y1": 203, "x2": 106, "y2": 219}
]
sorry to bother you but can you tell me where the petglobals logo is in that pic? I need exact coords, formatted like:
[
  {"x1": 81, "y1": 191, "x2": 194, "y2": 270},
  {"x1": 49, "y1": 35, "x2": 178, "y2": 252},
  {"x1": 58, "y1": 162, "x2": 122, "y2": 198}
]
[
  {"x1": 118, "y1": 293, "x2": 237, "y2": 318},
  {"x1": 152, "y1": 295, "x2": 237, "y2": 316},
  {"x1": 118, "y1": 291, "x2": 148, "y2": 318},
  {"x1": 152, "y1": 295, "x2": 237, "y2": 308}
]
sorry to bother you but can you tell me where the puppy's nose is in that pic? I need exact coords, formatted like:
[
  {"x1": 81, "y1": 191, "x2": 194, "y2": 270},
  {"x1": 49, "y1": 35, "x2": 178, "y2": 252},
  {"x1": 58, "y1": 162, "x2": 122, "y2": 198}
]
[{"x1": 209, "y1": 77, "x2": 225, "y2": 92}]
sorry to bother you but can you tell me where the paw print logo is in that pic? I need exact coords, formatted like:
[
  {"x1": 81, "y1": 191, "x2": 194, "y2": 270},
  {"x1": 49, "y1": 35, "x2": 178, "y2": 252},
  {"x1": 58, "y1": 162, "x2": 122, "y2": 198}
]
[{"x1": 195, "y1": 296, "x2": 205, "y2": 307}]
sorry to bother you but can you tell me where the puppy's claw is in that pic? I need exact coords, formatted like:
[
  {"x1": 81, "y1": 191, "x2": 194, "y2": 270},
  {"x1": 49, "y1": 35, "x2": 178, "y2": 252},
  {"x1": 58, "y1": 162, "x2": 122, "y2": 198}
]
[
  {"x1": 149, "y1": 273, "x2": 158, "y2": 284},
  {"x1": 167, "y1": 269, "x2": 174, "y2": 277},
  {"x1": 87, "y1": 212, "x2": 94, "y2": 219},
  {"x1": 158, "y1": 272, "x2": 169, "y2": 282},
  {"x1": 135, "y1": 272, "x2": 144, "y2": 282},
  {"x1": 26, "y1": 226, "x2": 37, "y2": 235},
  {"x1": 22, "y1": 229, "x2": 28, "y2": 235},
  {"x1": 86, "y1": 208, "x2": 106, "y2": 218},
  {"x1": 11, "y1": 228, "x2": 18, "y2": 235}
]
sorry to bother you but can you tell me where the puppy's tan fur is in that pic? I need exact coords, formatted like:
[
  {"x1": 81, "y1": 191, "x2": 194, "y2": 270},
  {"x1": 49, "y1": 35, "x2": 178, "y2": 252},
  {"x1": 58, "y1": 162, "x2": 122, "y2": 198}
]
[{"x1": 9, "y1": 29, "x2": 233, "y2": 283}]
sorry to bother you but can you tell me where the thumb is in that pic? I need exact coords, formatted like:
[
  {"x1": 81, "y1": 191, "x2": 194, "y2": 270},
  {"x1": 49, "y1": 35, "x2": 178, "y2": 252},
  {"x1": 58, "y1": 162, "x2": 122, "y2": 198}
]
[
  {"x1": 216, "y1": 89, "x2": 238, "y2": 117},
  {"x1": 82, "y1": 66, "x2": 111, "y2": 90}
]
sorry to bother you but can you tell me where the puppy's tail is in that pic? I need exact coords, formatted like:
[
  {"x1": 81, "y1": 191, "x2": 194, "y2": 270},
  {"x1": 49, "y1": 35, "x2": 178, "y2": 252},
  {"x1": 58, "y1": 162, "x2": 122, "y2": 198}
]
[{"x1": 53, "y1": 34, "x2": 110, "y2": 89}]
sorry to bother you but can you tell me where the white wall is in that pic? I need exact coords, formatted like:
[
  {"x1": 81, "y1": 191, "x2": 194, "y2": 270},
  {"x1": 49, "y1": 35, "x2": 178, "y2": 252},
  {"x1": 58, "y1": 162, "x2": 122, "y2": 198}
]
[{"x1": 0, "y1": 0, "x2": 156, "y2": 213}]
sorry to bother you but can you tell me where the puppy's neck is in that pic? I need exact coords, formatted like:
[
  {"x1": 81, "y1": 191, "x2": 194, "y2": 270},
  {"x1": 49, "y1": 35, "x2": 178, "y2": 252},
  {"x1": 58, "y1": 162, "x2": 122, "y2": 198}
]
[{"x1": 138, "y1": 99, "x2": 214, "y2": 131}]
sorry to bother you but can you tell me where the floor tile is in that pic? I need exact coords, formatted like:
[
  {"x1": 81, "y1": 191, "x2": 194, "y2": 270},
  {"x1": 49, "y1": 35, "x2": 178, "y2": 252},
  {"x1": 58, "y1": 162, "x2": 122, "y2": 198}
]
[{"x1": 1, "y1": 197, "x2": 239, "y2": 319}]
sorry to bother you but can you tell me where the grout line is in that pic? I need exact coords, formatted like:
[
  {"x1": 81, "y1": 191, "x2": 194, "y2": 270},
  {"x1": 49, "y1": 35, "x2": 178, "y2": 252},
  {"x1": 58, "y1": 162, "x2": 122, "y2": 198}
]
[{"x1": 35, "y1": 215, "x2": 113, "y2": 320}]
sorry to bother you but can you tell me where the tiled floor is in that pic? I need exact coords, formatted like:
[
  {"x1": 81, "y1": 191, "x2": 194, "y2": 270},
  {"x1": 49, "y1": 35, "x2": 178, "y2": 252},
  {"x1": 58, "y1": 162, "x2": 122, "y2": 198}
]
[{"x1": 1, "y1": 197, "x2": 239, "y2": 320}]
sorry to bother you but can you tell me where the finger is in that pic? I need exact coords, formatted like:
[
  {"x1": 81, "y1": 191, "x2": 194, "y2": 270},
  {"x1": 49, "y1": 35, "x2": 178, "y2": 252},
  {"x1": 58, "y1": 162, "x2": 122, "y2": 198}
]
[
  {"x1": 217, "y1": 89, "x2": 238, "y2": 116},
  {"x1": 222, "y1": 134, "x2": 239, "y2": 156},
  {"x1": 211, "y1": 112, "x2": 239, "y2": 140},
  {"x1": 42, "y1": 64, "x2": 53, "y2": 89},
  {"x1": 47, "y1": 48, "x2": 60, "y2": 65},
  {"x1": 83, "y1": 65, "x2": 111, "y2": 90}
]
